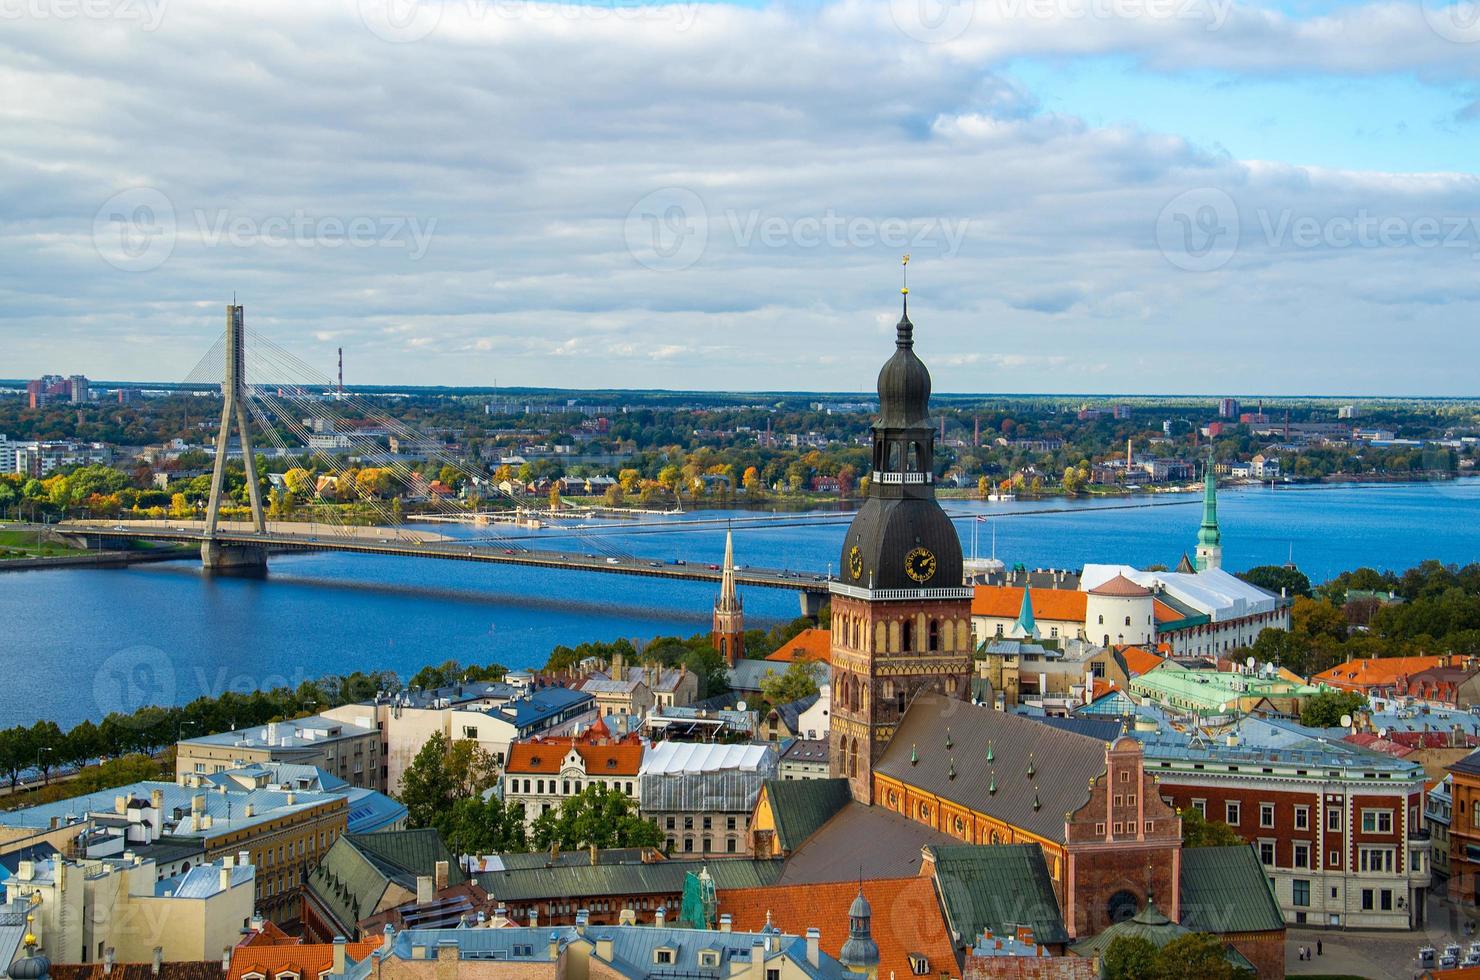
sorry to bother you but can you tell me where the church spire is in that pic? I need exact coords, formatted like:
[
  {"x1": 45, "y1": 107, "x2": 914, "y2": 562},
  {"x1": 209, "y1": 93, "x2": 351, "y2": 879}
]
[
  {"x1": 712, "y1": 527, "x2": 744, "y2": 666},
  {"x1": 1195, "y1": 450, "x2": 1222, "y2": 572},
  {"x1": 1012, "y1": 585, "x2": 1040, "y2": 640}
]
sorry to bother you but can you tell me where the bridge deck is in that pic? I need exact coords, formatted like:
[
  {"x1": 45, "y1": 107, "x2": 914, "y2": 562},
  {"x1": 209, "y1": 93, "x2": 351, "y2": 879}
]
[{"x1": 52, "y1": 521, "x2": 831, "y2": 594}]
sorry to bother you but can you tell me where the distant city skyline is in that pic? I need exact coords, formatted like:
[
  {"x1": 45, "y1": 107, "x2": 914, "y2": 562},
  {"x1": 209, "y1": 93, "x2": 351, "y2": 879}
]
[{"x1": 4, "y1": 0, "x2": 1477, "y2": 395}]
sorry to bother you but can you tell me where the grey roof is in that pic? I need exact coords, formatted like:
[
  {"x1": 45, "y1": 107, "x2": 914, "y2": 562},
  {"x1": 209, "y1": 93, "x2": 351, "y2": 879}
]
[
  {"x1": 729, "y1": 658, "x2": 827, "y2": 693},
  {"x1": 1178, "y1": 845, "x2": 1285, "y2": 934},
  {"x1": 777, "y1": 801, "x2": 956, "y2": 884},
  {"x1": 1027, "y1": 715, "x2": 1128, "y2": 743},
  {"x1": 926, "y1": 844, "x2": 1068, "y2": 946},
  {"x1": 348, "y1": 925, "x2": 851, "y2": 980},
  {"x1": 179, "y1": 713, "x2": 375, "y2": 749},
  {"x1": 156, "y1": 861, "x2": 253, "y2": 898},
  {"x1": 474, "y1": 858, "x2": 783, "y2": 903},
  {"x1": 779, "y1": 739, "x2": 829, "y2": 764},
  {"x1": 875, "y1": 692, "x2": 1107, "y2": 844},
  {"x1": 772, "y1": 694, "x2": 819, "y2": 734}
]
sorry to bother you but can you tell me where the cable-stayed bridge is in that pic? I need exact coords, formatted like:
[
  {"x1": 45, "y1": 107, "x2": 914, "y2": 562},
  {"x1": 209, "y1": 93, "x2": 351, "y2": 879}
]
[{"x1": 55, "y1": 304, "x2": 835, "y2": 614}]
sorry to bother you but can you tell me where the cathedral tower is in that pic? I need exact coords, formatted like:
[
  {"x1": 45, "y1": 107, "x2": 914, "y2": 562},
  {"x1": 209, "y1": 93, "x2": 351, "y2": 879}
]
[{"x1": 828, "y1": 262, "x2": 974, "y2": 802}]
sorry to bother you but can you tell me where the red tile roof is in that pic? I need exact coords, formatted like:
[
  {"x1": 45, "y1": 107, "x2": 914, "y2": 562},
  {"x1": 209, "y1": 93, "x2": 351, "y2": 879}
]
[
  {"x1": 1089, "y1": 574, "x2": 1152, "y2": 598},
  {"x1": 766, "y1": 628, "x2": 832, "y2": 664},
  {"x1": 505, "y1": 740, "x2": 644, "y2": 776},
  {"x1": 229, "y1": 933, "x2": 381, "y2": 980},
  {"x1": 1118, "y1": 645, "x2": 1167, "y2": 677},
  {"x1": 972, "y1": 586, "x2": 1087, "y2": 622},
  {"x1": 718, "y1": 877, "x2": 957, "y2": 980},
  {"x1": 1312, "y1": 655, "x2": 1450, "y2": 690}
]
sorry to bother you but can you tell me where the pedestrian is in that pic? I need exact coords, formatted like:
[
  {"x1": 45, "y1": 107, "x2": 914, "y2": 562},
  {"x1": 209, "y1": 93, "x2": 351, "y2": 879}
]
[{"x1": 1317, "y1": 939, "x2": 1322, "y2": 956}]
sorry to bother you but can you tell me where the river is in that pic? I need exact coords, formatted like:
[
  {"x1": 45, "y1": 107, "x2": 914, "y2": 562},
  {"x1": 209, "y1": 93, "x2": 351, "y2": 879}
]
[{"x1": 1, "y1": 479, "x2": 1476, "y2": 729}]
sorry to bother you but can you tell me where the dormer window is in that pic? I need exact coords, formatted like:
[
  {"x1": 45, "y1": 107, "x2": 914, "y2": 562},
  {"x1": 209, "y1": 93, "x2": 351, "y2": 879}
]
[
  {"x1": 699, "y1": 950, "x2": 720, "y2": 968},
  {"x1": 908, "y1": 954, "x2": 930, "y2": 975},
  {"x1": 654, "y1": 948, "x2": 675, "y2": 965}
]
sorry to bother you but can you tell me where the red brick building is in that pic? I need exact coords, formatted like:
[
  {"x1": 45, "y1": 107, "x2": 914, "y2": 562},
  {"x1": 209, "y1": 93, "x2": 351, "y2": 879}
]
[{"x1": 1146, "y1": 723, "x2": 1430, "y2": 929}]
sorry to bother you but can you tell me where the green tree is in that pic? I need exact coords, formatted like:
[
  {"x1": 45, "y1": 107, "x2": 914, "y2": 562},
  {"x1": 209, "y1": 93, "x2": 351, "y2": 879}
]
[
  {"x1": 529, "y1": 785, "x2": 663, "y2": 851},
  {"x1": 1300, "y1": 689, "x2": 1366, "y2": 728},
  {"x1": 1179, "y1": 807, "x2": 1244, "y2": 848},
  {"x1": 1291, "y1": 596, "x2": 1348, "y2": 643},
  {"x1": 445, "y1": 795, "x2": 527, "y2": 855},
  {"x1": 399, "y1": 731, "x2": 459, "y2": 830},
  {"x1": 0, "y1": 726, "x2": 36, "y2": 791},
  {"x1": 1237, "y1": 565, "x2": 1312, "y2": 598},
  {"x1": 759, "y1": 659, "x2": 821, "y2": 706},
  {"x1": 1152, "y1": 932, "x2": 1245, "y2": 980},
  {"x1": 1102, "y1": 935, "x2": 1159, "y2": 980}
]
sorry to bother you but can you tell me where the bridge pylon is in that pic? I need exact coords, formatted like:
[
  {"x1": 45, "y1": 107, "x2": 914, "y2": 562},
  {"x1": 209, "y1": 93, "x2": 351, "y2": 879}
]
[{"x1": 202, "y1": 302, "x2": 267, "y2": 572}]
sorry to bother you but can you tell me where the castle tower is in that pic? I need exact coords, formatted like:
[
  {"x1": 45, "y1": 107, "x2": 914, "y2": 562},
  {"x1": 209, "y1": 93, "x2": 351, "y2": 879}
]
[
  {"x1": 1194, "y1": 450, "x2": 1222, "y2": 571},
  {"x1": 828, "y1": 260, "x2": 973, "y2": 802},
  {"x1": 712, "y1": 529, "x2": 745, "y2": 666}
]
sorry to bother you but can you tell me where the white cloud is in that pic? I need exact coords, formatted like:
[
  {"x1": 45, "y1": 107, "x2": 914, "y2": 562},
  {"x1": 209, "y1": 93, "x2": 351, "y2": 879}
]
[{"x1": 0, "y1": 0, "x2": 1475, "y2": 394}]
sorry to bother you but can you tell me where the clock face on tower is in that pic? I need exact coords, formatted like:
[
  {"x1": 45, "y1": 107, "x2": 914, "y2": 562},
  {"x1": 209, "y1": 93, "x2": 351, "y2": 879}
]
[
  {"x1": 904, "y1": 547, "x2": 937, "y2": 583},
  {"x1": 848, "y1": 545, "x2": 863, "y2": 580}
]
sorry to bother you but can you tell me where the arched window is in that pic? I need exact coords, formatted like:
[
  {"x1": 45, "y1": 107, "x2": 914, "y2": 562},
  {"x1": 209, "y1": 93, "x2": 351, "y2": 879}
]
[
  {"x1": 928, "y1": 619, "x2": 940, "y2": 651},
  {"x1": 902, "y1": 619, "x2": 913, "y2": 651},
  {"x1": 886, "y1": 442, "x2": 902, "y2": 471},
  {"x1": 1125, "y1": 616, "x2": 1132, "y2": 626},
  {"x1": 1103, "y1": 634, "x2": 1110, "y2": 646},
  {"x1": 907, "y1": 442, "x2": 921, "y2": 472},
  {"x1": 1098, "y1": 614, "x2": 1104, "y2": 624}
]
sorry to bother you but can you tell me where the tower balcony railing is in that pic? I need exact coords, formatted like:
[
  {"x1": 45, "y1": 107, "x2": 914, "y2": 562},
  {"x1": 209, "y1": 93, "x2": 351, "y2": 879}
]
[
  {"x1": 873, "y1": 471, "x2": 932, "y2": 485},
  {"x1": 829, "y1": 582, "x2": 973, "y2": 601}
]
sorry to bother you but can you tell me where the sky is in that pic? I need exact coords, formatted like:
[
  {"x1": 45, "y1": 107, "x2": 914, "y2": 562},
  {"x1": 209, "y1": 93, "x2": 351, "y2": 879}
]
[{"x1": 2, "y1": 0, "x2": 1479, "y2": 395}]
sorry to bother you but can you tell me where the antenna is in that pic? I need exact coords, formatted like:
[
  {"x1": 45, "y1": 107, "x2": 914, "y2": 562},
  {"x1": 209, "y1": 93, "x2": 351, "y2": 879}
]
[{"x1": 337, "y1": 347, "x2": 344, "y2": 395}]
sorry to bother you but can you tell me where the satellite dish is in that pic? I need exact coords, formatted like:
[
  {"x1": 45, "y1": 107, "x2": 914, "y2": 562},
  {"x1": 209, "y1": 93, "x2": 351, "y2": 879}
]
[
  {"x1": 1218, "y1": 702, "x2": 1228, "y2": 713},
  {"x1": 1246, "y1": 655, "x2": 1256, "y2": 669},
  {"x1": 1340, "y1": 714, "x2": 1353, "y2": 728},
  {"x1": 736, "y1": 700, "x2": 747, "y2": 712}
]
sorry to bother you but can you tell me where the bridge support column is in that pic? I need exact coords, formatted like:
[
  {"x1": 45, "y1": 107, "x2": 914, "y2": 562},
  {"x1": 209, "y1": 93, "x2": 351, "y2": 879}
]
[
  {"x1": 201, "y1": 540, "x2": 268, "y2": 573},
  {"x1": 799, "y1": 590, "x2": 828, "y2": 620}
]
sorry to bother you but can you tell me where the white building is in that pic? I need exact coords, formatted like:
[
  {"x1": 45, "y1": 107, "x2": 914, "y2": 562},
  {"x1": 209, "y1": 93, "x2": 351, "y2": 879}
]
[
  {"x1": 502, "y1": 721, "x2": 647, "y2": 832},
  {"x1": 640, "y1": 742, "x2": 777, "y2": 857},
  {"x1": 1081, "y1": 564, "x2": 1291, "y2": 657}
]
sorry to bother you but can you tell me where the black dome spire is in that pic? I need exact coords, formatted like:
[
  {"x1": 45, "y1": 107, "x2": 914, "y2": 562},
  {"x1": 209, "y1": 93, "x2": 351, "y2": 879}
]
[{"x1": 876, "y1": 297, "x2": 932, "y2": 429}]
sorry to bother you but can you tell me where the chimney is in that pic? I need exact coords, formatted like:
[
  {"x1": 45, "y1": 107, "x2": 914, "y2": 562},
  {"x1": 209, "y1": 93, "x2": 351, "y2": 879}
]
[
  {"x1": 805, "y1": 928, "x2": 820, "y2": 967},
  {"x1": 239, "y1": 850, "x2": 251, "y2": 868},
  {"x1": 116, "y1": 795, "x2": 128, "y2": 815},
  {"x1": 250, "y1": 911, "x2": 264, "y2": 933},
  {"x1": 434, "y1": 860, "x2": 449, "y2": 891},
  {"x1": 655, "y1": 906, "x2": 666, "y2": 928},
  {"x1": 529, "y1": 909, "x2": 539, "y2": 929},
  {"x1": 382, "y1": 924, "x2": 396, "y2": 952},
  {"x1": 548, "y1": 931, "x2": 560, "y2": 961},
  {"x1": 104, "y1": 949, "x2": 116, "y2": 975},
  {"x1": 151, "y1": 788, "x2": 164, "y2": 811},
  {"x1": 220, "y1": 861, "x2": 233, "y2": 892},
  {"x1": 589, "y1": 843, "x2": 597, "y2": 866},
  {"x1": 333, "y1": 936, "x2": 347, "y2": 975},
  {"x1": 719, "y1": 914, "x2": 732, "y2": 933},
  {"x1": 750, "y1": 940, "x2": 764, "y2": 974},
  {"x1": 416, "y1": 875, "x2": 434, "y2": 906},
  {"x1": 595, "y1": 935, "x2": 614, "y2": 961},
  {"x1": 618, "y1": 908, "x2": 636, "y2": 926},
  {"x1": 152, "y1": 948, "x2": 163, "y2": 977},
  {"x1": 575, "y1": 910, "x2": 589, "y2": 936},
  {"x1": 222, "y1": 946, "x2": 231, "y2": 974}
]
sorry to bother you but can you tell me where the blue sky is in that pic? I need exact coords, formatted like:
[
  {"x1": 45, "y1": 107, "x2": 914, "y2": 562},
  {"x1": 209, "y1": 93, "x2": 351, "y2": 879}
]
[{"x1": 1, "y1": 0, "x2": 1477, "y2": 394}]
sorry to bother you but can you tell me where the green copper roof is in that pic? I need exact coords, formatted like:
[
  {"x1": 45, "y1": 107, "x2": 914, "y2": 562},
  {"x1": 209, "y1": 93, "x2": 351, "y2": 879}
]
[
  {"x1": 1014, "y1": 586, "x2": 1039, "y2": 638},
  {"x1": 761, "y1": 777, "x2": 852, "y2": 853},
  {"x1": 1179, "y1": 845, "x2": 1285, "y2": 934},
  {"x1": 926, "y1": 843, "x2": 1068, "y2": 946}
]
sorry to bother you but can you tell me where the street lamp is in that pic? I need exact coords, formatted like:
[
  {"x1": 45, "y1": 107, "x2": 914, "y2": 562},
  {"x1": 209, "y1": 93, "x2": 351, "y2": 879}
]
[{"x1": 37, "y1": 746, "x2": 53, "y2": 787}]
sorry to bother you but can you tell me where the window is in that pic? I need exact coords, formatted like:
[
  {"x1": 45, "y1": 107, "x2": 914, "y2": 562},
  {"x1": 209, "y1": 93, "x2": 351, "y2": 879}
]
[
  {"x1": 727, "y1": 816, "x2": 737, "y2": 830},
  {"x1": 907, "y1": 954, "x2": 931, "y2": 976},
  {"x1": 666, "y1": 816, "x2": 675, "y2": 830},
  {"x1": 1191, "y1": 799, "x2": 1206, "y2": 817},
  {"x1": 1226, "y1": 801, "x2": 1241, "y2": 825},
  {"x1": 1361, "y1": 810, "x2": 1393, "y2": 834},
  {"x1": 1095, "y1": 822, "x2": 1106, "y2": 835},
  {"x1": 1295, "y1": 806, "x2": 1309, "y2": 830},
  {"x1": 699, "y1": 952, "x2": 719, "y2": 968},
  {"x1": 1327, "y1": 808, "x2": 1342, "y2": 832},
  {"x1": 702, "y1": 817, "x2": 712, "y2": 831},
  {"x1": 727, "y1": 838, "x2": 737, "y2": 853},
  {"x1": 1259, "y1": 803, "x2": 1275, "y2": 828},
  {"x1": 1380, "y1": 889, "x2": 1393, "y2": 911},
  {"x1": 462, "y1": 725, "x2": 478, "y2": 739},
  {"x1": 1293, "y1": 843, "x2": 1310, "y2": 869},
  {"x1": 1259, "y1": 840, "x2": 1275, "y2": 865},
  {"x1": 655, "y1": 950, "x2": 674, "y2": 965},
  {"x1": 1329, "y1": 850, "x2": 1341, "y2": 868},
  {"x1": 1359, "y1": 847, "x2": 1395, "y2": 873},
  {"x1": 1361, "y1": 888, "x2": 1375, "y2": 911},
  {"x1": 1293, "y1": 879, "x2": 1310, "y2": 907}
]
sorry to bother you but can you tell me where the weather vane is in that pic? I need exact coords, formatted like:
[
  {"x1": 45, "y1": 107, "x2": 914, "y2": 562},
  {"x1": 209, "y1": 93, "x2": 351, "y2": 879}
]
[{"x1": 901, "y1": 253, "x2": 910, "y2": 295}]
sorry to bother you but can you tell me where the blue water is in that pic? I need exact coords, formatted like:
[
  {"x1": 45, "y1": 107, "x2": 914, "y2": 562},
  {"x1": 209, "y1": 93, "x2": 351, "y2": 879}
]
[{"x1": 1, "y1": 480, "x2": 1476, "y2": 729}]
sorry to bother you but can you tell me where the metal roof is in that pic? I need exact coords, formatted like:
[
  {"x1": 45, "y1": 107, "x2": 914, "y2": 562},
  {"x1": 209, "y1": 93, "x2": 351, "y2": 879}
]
[
  {"x1": 642, "y1": 742, "x2": 774, "y2": 775},
  {"x1": 1178, "y1": 845, "x2": 1285, "y2": 934}
]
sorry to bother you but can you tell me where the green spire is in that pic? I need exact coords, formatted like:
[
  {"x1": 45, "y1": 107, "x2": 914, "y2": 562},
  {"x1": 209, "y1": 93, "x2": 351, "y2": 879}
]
[
  {"x1": 1013, "y1": 586, "x2": 1040, "y2": 639},
  {"x1": 1196, "y1": 449, "x2": 1222, "y2": 571}
]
